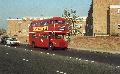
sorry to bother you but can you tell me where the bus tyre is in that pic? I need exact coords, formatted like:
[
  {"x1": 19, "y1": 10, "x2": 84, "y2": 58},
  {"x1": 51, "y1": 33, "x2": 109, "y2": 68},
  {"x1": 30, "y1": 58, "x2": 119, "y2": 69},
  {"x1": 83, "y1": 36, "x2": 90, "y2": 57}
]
[
  {"x1": 49, "y1": 43, "x2": 54, "y2": 50},
  {"x1": 63, "y1": 47, "x2": 68, "y2": 51},
  {"x1": 32, "y1": 42, "x2": 35, "y2": 48}
]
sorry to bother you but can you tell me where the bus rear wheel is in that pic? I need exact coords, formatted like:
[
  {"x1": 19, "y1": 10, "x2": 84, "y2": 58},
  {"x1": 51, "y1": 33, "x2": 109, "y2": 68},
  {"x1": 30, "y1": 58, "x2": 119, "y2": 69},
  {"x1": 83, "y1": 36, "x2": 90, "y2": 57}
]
[
  {"x1": 49, "y1": 43, "x2": 54, "y2": 50},
  {"x1": 32, "y1": 42, "x2": 35, "y2": 48}
]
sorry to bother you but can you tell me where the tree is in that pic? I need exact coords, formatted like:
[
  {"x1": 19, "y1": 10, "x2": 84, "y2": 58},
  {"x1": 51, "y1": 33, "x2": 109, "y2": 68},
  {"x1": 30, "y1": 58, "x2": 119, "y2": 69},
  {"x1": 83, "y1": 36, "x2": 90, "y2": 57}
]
[
  {"x1": 0, "y1": 28, "x2": 6, "y2": 35},
  {"x1": 63, "y1": 8, "x2": 77, "y2": 36}
]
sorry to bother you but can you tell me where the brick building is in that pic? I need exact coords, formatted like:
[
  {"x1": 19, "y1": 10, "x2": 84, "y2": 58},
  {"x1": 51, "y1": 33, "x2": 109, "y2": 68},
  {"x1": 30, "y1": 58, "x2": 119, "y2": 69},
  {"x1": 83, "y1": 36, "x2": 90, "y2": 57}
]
[
  {"x1": 87, "y1": 0, "x2": 120, "y2": 36},
  {"x1": 7, "y1": 18, "x2": 31, "y2": 43}
]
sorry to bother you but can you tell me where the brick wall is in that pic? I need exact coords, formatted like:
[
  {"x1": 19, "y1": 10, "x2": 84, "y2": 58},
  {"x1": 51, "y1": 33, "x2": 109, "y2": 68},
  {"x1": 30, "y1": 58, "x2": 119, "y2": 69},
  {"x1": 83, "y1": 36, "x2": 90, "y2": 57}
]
[
  {"x1": 93, "y1": 0, "x2": 109, "y2": 35},
  {"x1": 110, "y1": 5, "x2": 120, "y2": 36},
  {"x1": 7, "y1": 18, "x2": 31, "y2": 43},
  {"x1": 88, "y1": 0, "x2": 120, "y2": 36}
]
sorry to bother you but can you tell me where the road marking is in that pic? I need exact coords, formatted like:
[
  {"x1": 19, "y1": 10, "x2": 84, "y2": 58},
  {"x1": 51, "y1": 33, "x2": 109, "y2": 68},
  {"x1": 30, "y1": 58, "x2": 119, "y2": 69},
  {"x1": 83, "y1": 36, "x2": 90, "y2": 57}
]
[
  {"x1": 53, "y1": 54, "x2": 55, "y2": 56},
  {"x1": 6, "y1": 53, "x2": 8, "y2": 54},
  {"x1": 25, "y1": 49, "x2": 26, "y2": 50},
  {"x1": 76, "y1": 58, "x2": 78, "y2": 60},
  {"x1": 116, "y1": 66, "x2": 120, "y2": 68},
  {"x1": 60, "y1": 72, "x2": 63, "y2": 74},
  {"x1": 91, "y1": 61, "x2": 95, "y2": 63},
  {"x1": 85, "y1": 60, "x2": 88, "y2": 62},
  {"x1": 31, "y1": 50, "x2": 33, "y2": 51},
  {"x1": 56, "y1": 70, "x2": 59, "y2": 72},
  {"x1": 40, "y1": 52, "x2": 43, "y2": 53},
  {"x1": 5, "y1": 45, "x2": 7, "y2": 46},
  {"x1": 23, "y1": 59, "x2": 26, "y2": 61},
  {"x1": 79, "y1": 59, "x2": 81, "y2": 60},
  {"x1": 47, "y1": 53, "x2": 49, "y2": 55},
  {"x1": 14, "y1": 47, "x2": 16, "y2": 48},
  {"x1": 69, "y1": 57, "x2": 72, "y2": 59},
  {"x1": 26, "y1": 60, "x2": 29, "y2": 62},
  {"x1": 56, "y1": 70, "x2": 67, "y2": 74}
]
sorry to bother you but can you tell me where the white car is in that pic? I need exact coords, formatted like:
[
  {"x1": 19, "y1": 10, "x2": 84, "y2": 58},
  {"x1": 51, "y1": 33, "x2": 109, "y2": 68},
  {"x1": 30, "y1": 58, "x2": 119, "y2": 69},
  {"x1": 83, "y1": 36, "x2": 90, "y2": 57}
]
[{"x1": 6, "y1": 38, "x2": 20, "y2": 46}]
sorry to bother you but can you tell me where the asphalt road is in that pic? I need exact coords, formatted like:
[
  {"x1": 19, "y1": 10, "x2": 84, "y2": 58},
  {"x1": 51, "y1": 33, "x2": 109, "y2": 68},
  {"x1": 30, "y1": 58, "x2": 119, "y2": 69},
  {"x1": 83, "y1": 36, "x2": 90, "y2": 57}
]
[
  {"x1": 0, "y1": 44, "x2": 120, "y2": 74},
  {"x1": 20, "y1": 44, "x2": 120, "y2": 66}
]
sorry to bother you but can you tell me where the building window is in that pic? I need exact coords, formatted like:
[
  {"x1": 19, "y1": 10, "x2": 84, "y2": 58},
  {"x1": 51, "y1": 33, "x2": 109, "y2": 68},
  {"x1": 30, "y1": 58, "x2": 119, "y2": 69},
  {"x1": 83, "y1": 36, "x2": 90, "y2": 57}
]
[
  {"x1": 118, "y1": 24, "x2": 120, "y2": 29},
  {"x1": 118, "y1": 9, "x2": 120, "y2": 13}
]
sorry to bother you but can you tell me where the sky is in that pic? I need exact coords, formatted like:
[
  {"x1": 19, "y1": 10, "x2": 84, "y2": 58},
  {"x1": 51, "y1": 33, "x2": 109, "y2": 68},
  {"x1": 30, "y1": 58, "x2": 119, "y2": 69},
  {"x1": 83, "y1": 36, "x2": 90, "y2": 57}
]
[{"x1": 0, "y1": 0, "x2": 91, "y2": 28}]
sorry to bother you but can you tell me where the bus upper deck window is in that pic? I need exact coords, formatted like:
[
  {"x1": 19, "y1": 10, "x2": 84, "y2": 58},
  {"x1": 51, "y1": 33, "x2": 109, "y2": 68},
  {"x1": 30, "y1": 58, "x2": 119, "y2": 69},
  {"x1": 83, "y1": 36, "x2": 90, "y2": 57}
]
[
  {"x1": 54, "y1": 20, "x2": 65, "y2": 24},
  {"x1": 54, "y1": 20, "x2": 58, "y2": 24},
  {"x1": 32, "y1": 24, "x2": 35, "y2": 26},
  {"x1": 49, "y1": 20, "x2": 53, "y2": 24}
]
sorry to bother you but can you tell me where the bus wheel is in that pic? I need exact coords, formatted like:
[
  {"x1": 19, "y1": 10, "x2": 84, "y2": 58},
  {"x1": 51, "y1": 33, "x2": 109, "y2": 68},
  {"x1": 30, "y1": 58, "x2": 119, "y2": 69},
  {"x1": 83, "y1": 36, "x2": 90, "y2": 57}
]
[
  {"x1": 49, "y1": 43, "x2": 54, "y2": 50},
  {"x1": 32, "y1": 42, "x2": 35, "y2": 48},
  {"x1": 62, "y1": 47, "x2": 68, "y2": 51}
]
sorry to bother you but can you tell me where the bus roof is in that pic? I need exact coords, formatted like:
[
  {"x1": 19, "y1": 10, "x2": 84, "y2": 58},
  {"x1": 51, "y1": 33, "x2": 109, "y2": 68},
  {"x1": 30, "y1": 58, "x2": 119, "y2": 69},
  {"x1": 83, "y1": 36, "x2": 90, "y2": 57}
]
[
  {"x1": 49, "y1": 17, "x2": 65, "y2": 20},
  {"x1": 31, "y1": 17, "x2": 65, "y2": 24}
]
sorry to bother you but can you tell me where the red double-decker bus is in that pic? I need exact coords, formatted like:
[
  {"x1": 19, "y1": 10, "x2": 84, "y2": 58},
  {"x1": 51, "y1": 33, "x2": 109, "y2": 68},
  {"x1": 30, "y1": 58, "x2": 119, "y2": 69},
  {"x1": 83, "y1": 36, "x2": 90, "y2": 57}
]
[{"x1": 29, "y1": 17, "x2": 69, "y2": 50}]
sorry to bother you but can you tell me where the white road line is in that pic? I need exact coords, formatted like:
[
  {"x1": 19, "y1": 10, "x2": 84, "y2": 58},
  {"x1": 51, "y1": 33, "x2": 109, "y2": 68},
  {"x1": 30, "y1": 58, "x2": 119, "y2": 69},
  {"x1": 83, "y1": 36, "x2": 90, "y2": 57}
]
[
  {"x1": 56, "y1": 70, "x2": 66, "y2": 74},
  {"x1": 56, "y1": 70, "x2": 59, "y2": 72},
  {"x1": 52, "y1": 54, "x2": 55, "y2": 55},
  {"x1": 76, "y1": 58, "x2": 78, "y2": 60},
  {"x1": 47, "y1": 53, "x2": 49, "y2": 55},
  {"x1": 6, "y1": 53, "x2": 8, "y2": 54},
  {"x1": 85, "y1": 60, "x2": 88, "y2": 62},
  {"x1": 26, "y1": 60, "x2": 29, "y2": 62},
  {"x1": 116, "y1": 66, "x2": 120, "y2": 68},
  {"x1": 60, "y1": 72, "x2": 63, "y2": 74},
  {"x1": 23, "y1": 59, "x2": 26, "y2": 61}
]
